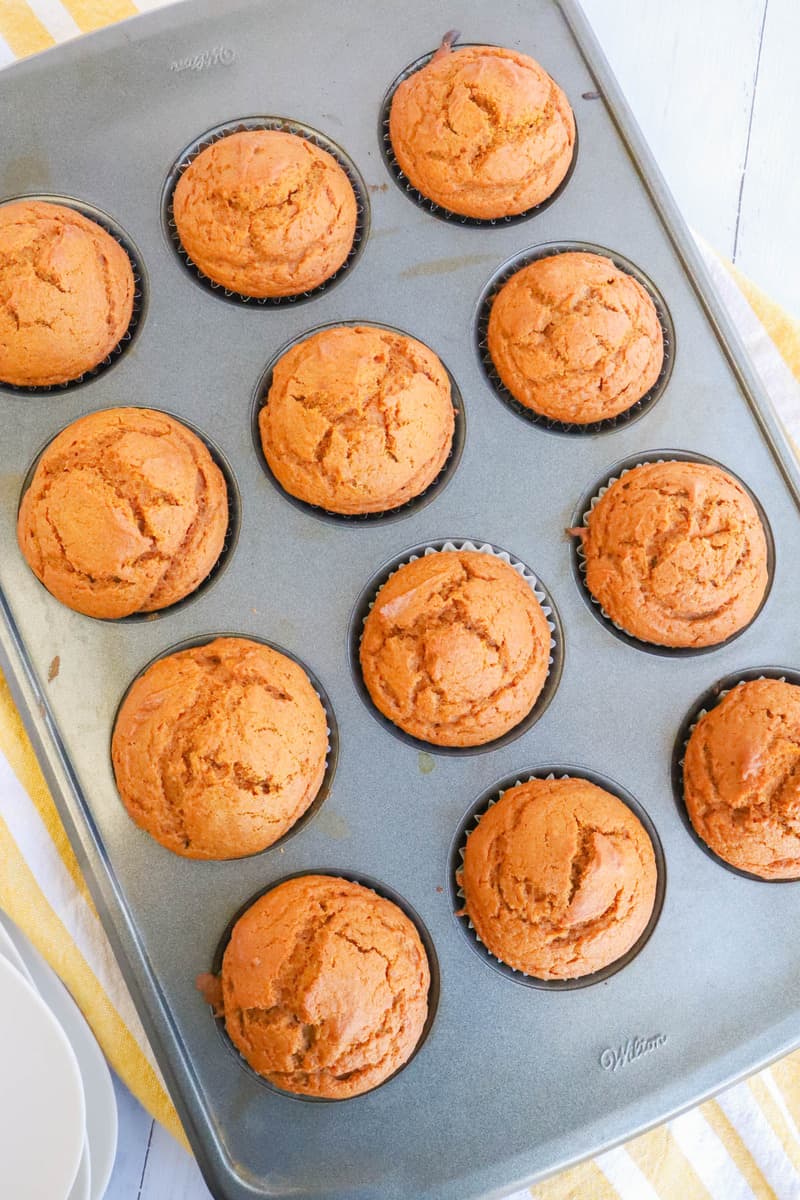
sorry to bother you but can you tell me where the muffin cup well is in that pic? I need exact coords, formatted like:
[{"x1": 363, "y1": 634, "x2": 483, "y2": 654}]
[
  {"x1": 206, "y1": 869, "x2": 439, "y2": 1102},
  {"x1": 251, "y1": 319, "x2": 466, "y2": 523},
  {"x1": 449, "y1": 766, "x2": 666, "y2": 990},
  {"x1": 378, "y1": 44, "x2": 578, "y2": 227},
  {"x1": 475, "y1": 242, "x2": 674, "y2": 435},
  {"x1": 672, "y1": 667, "x2": 800, "y2": 883},
  {"x1": 161, "y1": 116, "x2": 370, "y2": 306},
  {"x1": 17, "y1": 407, "x2": 241, "y2": 624},
  {"x1": 112, "y1": 632, "x2": 338, "y2": 857},
  {"x1": 348, "y1": 539, "x2": 564, "y2": 755},
  {"x1": 0, "y1": 193, "x2": 146, "y2": 396},
  {"x1": 569, "y1": 449, "x2": 775, "y2": 656}
]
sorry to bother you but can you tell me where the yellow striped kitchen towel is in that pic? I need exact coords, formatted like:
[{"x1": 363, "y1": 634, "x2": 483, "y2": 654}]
[{"x1": 1, "y1": 4, "x2": 800, "y2": 1198}]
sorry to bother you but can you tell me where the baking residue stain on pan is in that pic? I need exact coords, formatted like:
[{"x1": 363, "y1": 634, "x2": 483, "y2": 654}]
[
  {"x1": 314, "y1": 809, "x2": 350, "y2": 840},
  {"x1": 399, "y1": 253, "x2": 496, "y2": 279}
]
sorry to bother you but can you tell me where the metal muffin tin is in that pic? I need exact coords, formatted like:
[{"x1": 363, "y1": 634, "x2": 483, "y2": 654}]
[{"x1": 1, "y1": 2, "x2": 799, "y2": 1197}]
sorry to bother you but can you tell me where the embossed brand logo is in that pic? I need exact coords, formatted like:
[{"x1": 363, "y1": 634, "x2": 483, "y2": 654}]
[
  {"x1": 170, "y1": 46, "x2": 236, "y2": 73},
  {"x1": 599, "y1": 1034, "x2": 667, "y2": 1072}
]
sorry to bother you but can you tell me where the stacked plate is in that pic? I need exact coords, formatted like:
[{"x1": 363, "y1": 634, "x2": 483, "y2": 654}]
[{"x1": 0, "y1": 911, "x2": 117, "y2": 1200}]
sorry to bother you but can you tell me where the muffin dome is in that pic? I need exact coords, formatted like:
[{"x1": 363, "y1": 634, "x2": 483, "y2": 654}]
[
  {"x1": 487, "y1": 252, "x2": 663, "y2": 424},
  {"x1": 0, "y1": 199, "x2": 134, "y2": 387},
  {"x1": 219, "y1": 875, "x2": 430, "y2": 1098},
  {"x1": 17, "y1": 408, "x2": 228, "y2": 618},
  {"x1": 173, "y1": 129, "x2": 357, "y2": 297},
  {"x1": 259, "y1": 325, "x2": 455, "y2": 514},
  {"x1": 359, "y1": 550, "x2": 551, "y2": 746},
  {"x1": 112, "y1": 638, "x2": 328, "y2": 859},
  {"x1": 460, "y1": 777, "x2": 657, "y2": 979},
  {"x1": 683, "y1": 678, "x2": 800, "y2": 879},
  {"x1": 389, "y1": 44, "x2": 575, "y2": 219},
  {"x1": 575, "y1": 460, "x2": 769, "y2": 647}
]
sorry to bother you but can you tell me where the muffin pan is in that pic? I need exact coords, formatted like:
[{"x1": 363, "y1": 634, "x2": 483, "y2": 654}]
[{"x1": 1, "y1": 1, "x2": 800, "y2": 1197}]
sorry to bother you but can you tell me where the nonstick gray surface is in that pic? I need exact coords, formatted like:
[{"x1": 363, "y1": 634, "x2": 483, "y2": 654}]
[{"x1": 2, "y1": 2, "x2": 800, "y2": 1198}]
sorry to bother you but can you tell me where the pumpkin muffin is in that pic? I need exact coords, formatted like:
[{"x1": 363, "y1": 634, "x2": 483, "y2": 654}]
[
  {"x1": 17, "y1": 407, "x2": 228, "y2": 619},
  {"x1": 259, "y1": 325, "x2": 455, "y2": 514},
  {"x1": 215, "y1": 874, "x2": 430, "y2": 1098},
  {"x1": 460, "y1": 777, "x2": 658, "y2": 979},
  {"x1": 487, "y1": 252, "x2": 664, "y2": 424},
  {"x1": 112, "y1": 638, "x2": 328, "y2": 860},
  {"x1": 572, "y1": 460, "x2": 769, "y2": 648},
  {"x1": 388, "y1": 44, "x2": 575, "y2": 219},
  {"x1": 173, "y1": 129, "x2": 357, "y2": 297},
  {"x1": 359, "y1": 550, "x2": 551, "y2": 746},
  {"x1": 683, "y1": 678, "x2": 800, "y2": 879},
  {"x1": 0, "y1": 199, "x2": 134, "y2": 387}
]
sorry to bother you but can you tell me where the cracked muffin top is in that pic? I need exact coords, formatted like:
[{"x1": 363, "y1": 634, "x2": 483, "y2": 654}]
[
  {"x1": 359, "y1": 550, "x2": 551, "y2": 747},
  {"x1": 17, "y1": 407, "x2": 228, "y2": 619},
  {"x1": 0, "y1": 199, "x2": 135, "y2": 387},
  {"x1": 683, "y1": 678, "x2": 800, "y2": 880},
  {"x1": 487, "y1": 252, "x2": 664, "y2": 424},
  {"x1": 573, "y1": 461, "x2": 769, "y2": 648},
  {"x1": 259, "y1": 324, "x2": 455, "y2": 515},
  {"x1": 217, "y1": 874, "x2": 430, "y2": 1098},
  {"x1": 388, "y1": 44, "x2": 575, "y2": 219},
  {"x1": 172, "y1": 129, "x2": 357, "y2": 297},
  {"x1": 112, "y1": 637, "x2": 328, "y2": 860},
  {"x1": 459, "y1": 777, "x2": 658, "y2": 979}
]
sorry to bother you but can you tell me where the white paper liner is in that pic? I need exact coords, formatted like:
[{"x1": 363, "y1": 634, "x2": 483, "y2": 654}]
[
  {"x1": 165, "y1": 118, "x2": 367, "y2": 305},
  {"x1": 360, "y1": 540, "x2": 557, "y2": 675}
]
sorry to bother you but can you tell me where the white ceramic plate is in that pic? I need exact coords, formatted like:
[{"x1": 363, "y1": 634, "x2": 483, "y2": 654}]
[
  {"x1": 0, "y1": 914, "x2": 117, "y2": 1200},
  {"x1": 68, "y1": 1142, "x2": 91, "y2": 1200},
  {"x1": 0, "y1": 920, "x2": 33, "y2": 985},
  {"x1": 0, "y1": 954, "x2": 85, "y2": 1200}
]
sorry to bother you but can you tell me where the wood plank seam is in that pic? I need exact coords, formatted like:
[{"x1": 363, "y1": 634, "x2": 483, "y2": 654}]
[{"x1": 733, "y1": 0, "x2": 770, "y2": 259}]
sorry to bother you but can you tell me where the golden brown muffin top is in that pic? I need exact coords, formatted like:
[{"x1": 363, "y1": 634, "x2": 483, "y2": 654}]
[
  {"x1": 575, "y1": 460, "x2": 769, "y2": 648},
  {"x1": 487, "y1": 252, "x2": 664, "y2": 424},
  {"x1": 460, "y1": 777, "x2": 658, "y2": 979},
  {"x1": 259, "y1": 325, "x2": 455, "y2": 515},
  {"x1": 17, "y1": 407, "x2": 228, "y2": 619},
  {"x1": 220, "y1": 875, "x2": 430, "y2": 1098},
  {"x1": 112, "y1": 638, "x2": 328, "y2": 860},
  {"x1": 173, "y1": 130, "x2": 357, "y2": 298},
  {"x1": 359, "y1": 550, "x2": 551, "y2": 747},
  {"x1": 683, "y1": 678, "x2": 800, "y2": 879},
  {"x1": 389, "y1": 44, "x2": 575, "y2": 219},
  {"x1": 0, "y1": 199, "x2": 134, "y2": 387}
]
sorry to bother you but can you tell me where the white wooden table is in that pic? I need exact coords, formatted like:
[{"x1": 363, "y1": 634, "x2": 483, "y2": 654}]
[{"x1": 105, "y1": 1, "x2": 800, "y2": 1196}]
